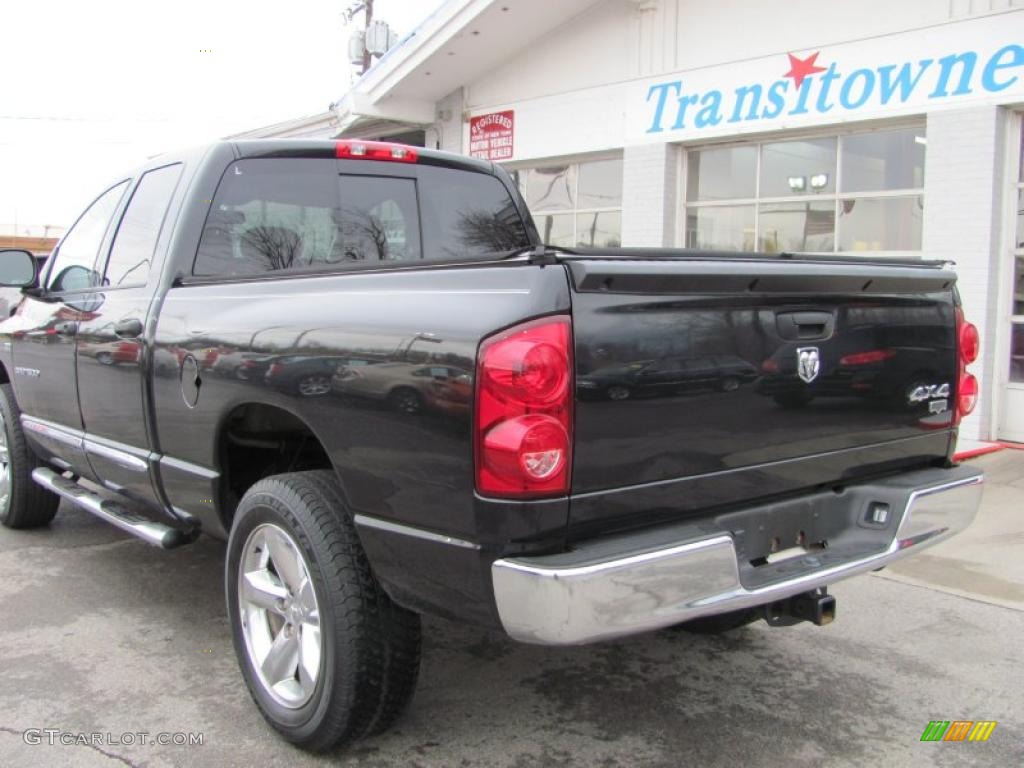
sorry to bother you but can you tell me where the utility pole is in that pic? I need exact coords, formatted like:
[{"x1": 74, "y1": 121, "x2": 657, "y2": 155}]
[
  {"x1": 361, "y1": 0, "x2": 374, "y2": 75},
  {"x1": 345, "y1": 0, "x2": 392, "y2": 77}
]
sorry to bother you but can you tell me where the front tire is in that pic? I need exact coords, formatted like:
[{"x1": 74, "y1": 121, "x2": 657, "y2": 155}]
[
  {"x1": 296, "y1": 375, "x2": 332, "y2": 397},
  {"x1": 718, "y1": 376, "x2": 740, "y2": 392},
  {"x1": 0, "y1": 382, "x2": 59, "y2": 529},
  {"x1": 226, "y1": 470, "x2": 420, "y2": 752},
  {"x1": 388, "y1": 387, "x2": 423, "y2": 415}
]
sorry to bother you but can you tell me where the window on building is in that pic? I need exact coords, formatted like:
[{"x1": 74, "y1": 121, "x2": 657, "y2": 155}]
[
  {"x1": 104, "y1": 164, "x2": 183, "y2": 288},
  {"x1": 47, "y1": 181, "x2": 130, "y2": 292},
  {"x1": 193, "y1": 159, "x2": 530, "y2": 278},
  {"x1": 684, "y1": 126, "x2": 926, "y2": 255},
  {"x1": 509, "y1": 157, "x2": 623, "y2": 248},
  {"x1": 1011, "y1": 125, "x2": 1024, "y2": 383}
]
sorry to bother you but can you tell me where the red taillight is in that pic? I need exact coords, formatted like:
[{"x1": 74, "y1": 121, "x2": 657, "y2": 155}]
[
  {"x1": 958, "y1": 373, "x2": 978, "y2": 417},
  {"x1": 267, "y1": 362, "x2": 284, "y2": 377},
  {"x1": 959, "y1": 319, "x2": 979, "y2": 364},
  {"x1": 839, "y1": 349, "x2": 897, "y2": 366},
  {"x1": 955, "y1": 307, "x2": 979, "y2": 421},
  {"x1": 336, "y1": 140, "x2": 418, "y2": 163},
  {"x1": 475, "y1": 317, "x2": 572, "y2": 498}
]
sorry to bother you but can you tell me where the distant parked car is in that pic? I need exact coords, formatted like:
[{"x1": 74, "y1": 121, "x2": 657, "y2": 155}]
[
  {"x1": 578, "y1": 354, "x2": 758, "y2": 401},
  {"x1": 333, "y1": 361, "x2": 472, "y2": 414},
  {"x1": 264, "y1": 354, "x2": 356, "y2": 397},
  {"x1": 79, "y1": 339, "x2": 141, "y2": 366}
]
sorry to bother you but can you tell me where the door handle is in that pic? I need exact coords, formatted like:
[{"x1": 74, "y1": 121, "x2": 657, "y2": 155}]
[
  {"x1": 114, "y1": 318, "x2": 144, "y2": 339},
  {"x1": 54, "y1": 321, "x2": 78, "y2": 336}
]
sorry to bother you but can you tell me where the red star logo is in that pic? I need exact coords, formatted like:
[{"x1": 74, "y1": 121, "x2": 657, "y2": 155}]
[{"x1": 783, "y1": 51, "x2": 827, "y2": 89}]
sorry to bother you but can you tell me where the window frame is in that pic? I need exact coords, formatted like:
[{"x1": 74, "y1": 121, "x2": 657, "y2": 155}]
[
  {"x1": 506, "y1": 153, "x2": 624, "y2": 248},
  {"x1": 43, "y1": 180, "x2": 131, "y2": 294},
  {"x1": 100, "y1": 162, "x2": 184, "y2": 290},
  {"x1": 681, "y1": 121, "x2": 926, "y2": 257}
]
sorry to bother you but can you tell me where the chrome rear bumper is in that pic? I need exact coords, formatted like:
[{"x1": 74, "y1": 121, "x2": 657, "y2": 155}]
[{"x1": 492, "y1": 465, "x2": 983, "y2": 645}]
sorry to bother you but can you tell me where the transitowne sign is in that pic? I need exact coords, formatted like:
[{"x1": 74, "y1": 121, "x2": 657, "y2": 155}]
[{"x1": 627, "y1": 11, "x2": 1024, "y2": 143}]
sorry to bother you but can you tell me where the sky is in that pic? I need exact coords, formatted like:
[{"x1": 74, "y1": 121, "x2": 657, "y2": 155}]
[{"x1": 0, "y1": 0, "x2": 443, "y2": 236}]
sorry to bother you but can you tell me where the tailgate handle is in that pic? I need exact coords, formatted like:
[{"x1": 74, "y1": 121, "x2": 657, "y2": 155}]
[{"x1": 776, "y1": 311, "x2": 834, "y2": 341}]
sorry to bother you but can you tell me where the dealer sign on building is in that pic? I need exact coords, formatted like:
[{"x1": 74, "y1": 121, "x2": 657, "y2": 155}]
[
  {"x1": 628, "y1": 12, "x2": 1024, "y2": 143},
  {"x1": 469, "y1": 110, "x2": 514, "y2": 161}
]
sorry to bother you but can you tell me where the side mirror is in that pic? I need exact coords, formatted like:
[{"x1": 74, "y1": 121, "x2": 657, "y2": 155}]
[{"x1": 0, "y1": 249, "x2": 38, "y2": 288}]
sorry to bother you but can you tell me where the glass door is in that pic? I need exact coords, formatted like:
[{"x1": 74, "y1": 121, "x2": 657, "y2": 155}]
[{"x1": 999, "y1": 118, "x2": 1024, "y2": 443}]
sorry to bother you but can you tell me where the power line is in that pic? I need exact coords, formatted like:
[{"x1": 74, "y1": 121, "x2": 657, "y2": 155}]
[{"x1": 0, "y1": 115, "x2": 172, "y2": 123}]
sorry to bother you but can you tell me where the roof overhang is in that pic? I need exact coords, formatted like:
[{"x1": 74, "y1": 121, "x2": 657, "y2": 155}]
[
  {"x1": 228, "y1": 110, "x2": 341, "y2": 140},
  {"x1": 334, "y1": 0, "x2": 602, "y2": 126}
]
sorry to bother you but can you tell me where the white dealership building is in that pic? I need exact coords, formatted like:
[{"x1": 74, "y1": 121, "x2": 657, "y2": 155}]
[{"x1": 238, "y1": 0, "x2": 1024, "y2": 444}]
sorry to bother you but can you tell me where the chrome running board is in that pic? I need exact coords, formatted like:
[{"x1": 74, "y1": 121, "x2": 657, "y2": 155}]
[{"x1": 32, "y1": 467, "x2": 194, "y2": 549}]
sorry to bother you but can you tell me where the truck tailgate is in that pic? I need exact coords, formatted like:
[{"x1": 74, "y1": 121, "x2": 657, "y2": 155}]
[{"x1": 566, "y1": 256, "x2": 959, "y2": 538}]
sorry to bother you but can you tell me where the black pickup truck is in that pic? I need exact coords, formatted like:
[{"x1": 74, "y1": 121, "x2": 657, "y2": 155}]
[{"x1": 0, "y1": 139, "x2": 984, "y2": 751}]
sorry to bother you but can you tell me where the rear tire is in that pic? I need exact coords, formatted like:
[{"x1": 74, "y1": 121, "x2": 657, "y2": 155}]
[
  {"x1": 606, "y1": 385, "x2": 631, "y2": 401},
  {"x1": 226, "y1": 470, "x2": 420, "y2": 752},
  {"x1": 0, "y1": 382, "x2": 59, "y2": 529}
]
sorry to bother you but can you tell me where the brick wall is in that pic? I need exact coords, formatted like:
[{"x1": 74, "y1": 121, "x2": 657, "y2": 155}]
[
  {"x1": 621, "y1": 143, "x2": 680, "y2": 247},
  {"x1": 922, "y1": 105, "x2": 1010, "y2": 441}
]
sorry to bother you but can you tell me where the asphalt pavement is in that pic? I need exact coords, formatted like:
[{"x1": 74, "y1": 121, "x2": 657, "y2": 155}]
[{"x1": 0, "y1": 450, "x2": 1021, "y2": 767}]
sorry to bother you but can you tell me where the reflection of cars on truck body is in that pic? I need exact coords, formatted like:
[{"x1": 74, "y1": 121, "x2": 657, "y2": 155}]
[
  {"x1": 333, "y1": 361, "x2": 471, "y2": 414},
  {"x1": 0, "y1": 138, "x2": 984, "y2": 753},
  {"x1": 757, "y1": 304, "x2": 956, "y2": 411},
  {"x1": 578, "y1": 354, "x2": 758, "y2": 400}
]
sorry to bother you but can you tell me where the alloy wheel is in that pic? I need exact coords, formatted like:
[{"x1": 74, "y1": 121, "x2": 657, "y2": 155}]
[
  {"x1": 298, "y1": 376, "x2": 331, "y2": 397},
  {"x1": 0, "y1": 412, "x2": 10, "y2": 514},
  {"x1": 238, "y1": 523, "x2": 322, "y2": 709}
]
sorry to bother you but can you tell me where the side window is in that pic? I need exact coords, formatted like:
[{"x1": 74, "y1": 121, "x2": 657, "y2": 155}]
[
  {"x1": 47, "y1": 181, "x2": 129, "y2": 291},
  {"x1": 104, "y1": 163, "x2": 182, "y2": 287},
  {"x1": 193, "y1": 159, "x2": 421, "y2": 277},
  {"x1": 418, "y1": 166, "x2": 531, "y2": 258}
]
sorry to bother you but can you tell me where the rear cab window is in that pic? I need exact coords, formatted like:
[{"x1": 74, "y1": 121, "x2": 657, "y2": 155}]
[{"x1": 193, "y1": 157, "x2": 531, "y2": 278}]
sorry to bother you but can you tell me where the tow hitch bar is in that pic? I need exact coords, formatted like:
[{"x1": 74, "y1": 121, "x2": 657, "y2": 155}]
[{"x1": 764, "y1": 587, "x2": 836, "y2": 627}]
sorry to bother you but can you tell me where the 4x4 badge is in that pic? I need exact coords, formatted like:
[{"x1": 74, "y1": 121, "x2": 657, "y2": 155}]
[{"x1": 796, "y1": 347, "x2": 820, "y2": 384}]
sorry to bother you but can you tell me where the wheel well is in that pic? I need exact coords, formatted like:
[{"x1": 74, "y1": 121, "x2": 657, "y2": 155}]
[
  {"x1": 0, "y1": 362, "x2": 9, "y2": 384},
  {"x1": 217, "y1": 403, "x2": 332, "y2": 528}
]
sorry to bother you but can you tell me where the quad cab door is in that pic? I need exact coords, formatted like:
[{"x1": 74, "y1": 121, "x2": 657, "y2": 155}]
[
  {"x1": 11, "y1": 180, "x2": 130, "y2": 477},
  {"x1": 74, "y1": 162, "x2": 185, "y2": 512}
]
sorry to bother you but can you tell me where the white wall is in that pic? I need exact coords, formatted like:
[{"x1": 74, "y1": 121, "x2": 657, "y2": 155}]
[
  {"x1": 468, "y1": 0, "x2": 955, "y2": 109},
  {"x1": 465, "y1": 0, "x2": 631, "y2": 110},
  {"x1": 638, "y1": 0, "x2": 952, "y2": 77},
  {"x1": 922, "y1": 105, "x2": 1011, "y2": 441}
]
